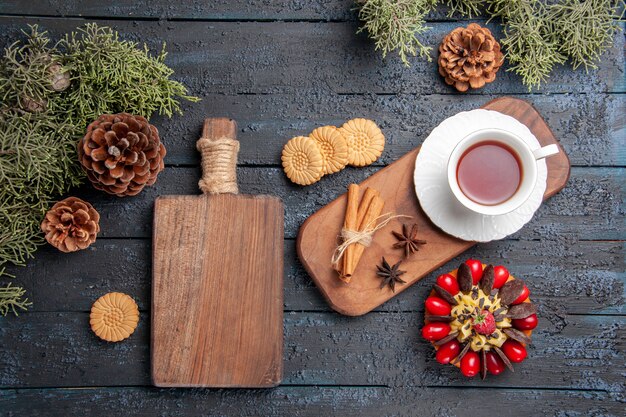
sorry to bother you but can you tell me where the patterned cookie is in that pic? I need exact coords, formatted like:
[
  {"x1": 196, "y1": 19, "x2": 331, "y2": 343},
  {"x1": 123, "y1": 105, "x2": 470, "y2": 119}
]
[
  {"x1": 90, "y1": 292, "x2": 140, "y2": 342},
  {"x1": 339, "y1": 118, "x2": 385, "y2": 167},
  {"x1": 309, "y1": 125, "x2": 349, "y2": 175},
  {"x1": 282, "y1": 136, "x2": 324, "y2": 185}
]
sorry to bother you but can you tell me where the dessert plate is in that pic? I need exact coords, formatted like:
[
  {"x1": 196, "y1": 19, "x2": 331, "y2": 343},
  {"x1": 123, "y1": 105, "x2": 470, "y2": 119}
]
[{"x1": 413, "y1": 109, "x2": 547, "y2": 242}]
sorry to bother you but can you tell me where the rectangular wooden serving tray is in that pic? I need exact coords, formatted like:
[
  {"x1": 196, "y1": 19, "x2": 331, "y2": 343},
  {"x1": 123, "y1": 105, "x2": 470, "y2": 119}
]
[{"x1": 296, "y1": 97, "x2": 570, "y2": 316}]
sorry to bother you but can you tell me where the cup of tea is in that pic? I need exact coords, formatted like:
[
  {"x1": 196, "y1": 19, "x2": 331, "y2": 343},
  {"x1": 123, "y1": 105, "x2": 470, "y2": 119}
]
[{"x1": 447, "y1": 128, "x2": 559, "y2": 216}]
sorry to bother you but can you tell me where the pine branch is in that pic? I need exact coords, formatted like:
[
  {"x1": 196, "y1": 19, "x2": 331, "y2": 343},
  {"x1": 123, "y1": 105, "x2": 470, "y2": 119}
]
[
  {"x1": 56, "y1": 23, "x2": 200, "y2": 128},
  {"x1": 489, "y1": 0, "x2": 566, "y2": 89},
  {"x1": 545, "y1": 0, "x2": 624, "y2": 71},
  {"x1": 357, "y1": 0, "x2": 438, "y2": 65},
  {"x1": 445, "y1": 0, "x2": 486, "y2": 17},
  {"x1": 0, "y1": 282, "x2": 31, "y2": 316}
]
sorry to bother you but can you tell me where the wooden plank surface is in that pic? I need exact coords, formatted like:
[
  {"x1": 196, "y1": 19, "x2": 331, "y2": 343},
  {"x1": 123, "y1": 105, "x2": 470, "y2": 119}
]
[
  {"x1": 0, "y1": 5, "x2": 623, "y2": 416},
  {"x1": 0, "y1": 18, "x2": 624, "y2": 95},
  {"x1": 2, "y1": 387, "x2": 623, "y2": 417},
  {"x1": 0, "y1": 0, "x2": 359, "y2": 20},
  {"x1": 150, "y1": 92, "x2": 626, "y2": 167},
  {"x1": 0, "y1": 1, "x2": 484, "y2": 21},
  {"x1": 5, "y1": 239, "x2": 624, "y2": 315},
  {"x1": 1, "y1": 312, "x2": 623, "y2": 390},
  {"x1": 62, "y1": 166, "x2": 624, "y2": 241}
]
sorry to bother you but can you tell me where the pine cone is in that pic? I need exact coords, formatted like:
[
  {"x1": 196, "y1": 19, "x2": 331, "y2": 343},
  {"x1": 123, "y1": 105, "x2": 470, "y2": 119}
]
[
  {"x1": 47, "y1": 63, "x2": 70, "y2": 92},
  {"x1": 20, "y1": 96, "x2": 47, "y2": 113},
  {"x1": 78, "y1": 113, "x2": 166, "y2": 196},
  {"x1": 438, "y1": 24, "x2": 504, "y2": 92},
  {"x1": 41, "y1": 197, "x2": 100, "y2": 253}
]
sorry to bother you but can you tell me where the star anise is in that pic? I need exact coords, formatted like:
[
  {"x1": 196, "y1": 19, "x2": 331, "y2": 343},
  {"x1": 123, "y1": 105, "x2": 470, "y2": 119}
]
[
  {"x1": 392, "y1": 223, "x2": 427, "y2": 259},
  {"x1": 376, "y1": 257, "x2": 406, "y2": 292}
]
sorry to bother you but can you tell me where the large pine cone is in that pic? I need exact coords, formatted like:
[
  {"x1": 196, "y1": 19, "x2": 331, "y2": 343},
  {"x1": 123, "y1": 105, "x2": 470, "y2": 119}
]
[
  {"x1": 78, "y1": 113, "x2": 166, "y2": 196},
  {"x1": 438, "y1": 23, "x2": 504, "y2": 92},
  {"x1": 41, "y1": 197, "x2": 100, "y2": 253}
]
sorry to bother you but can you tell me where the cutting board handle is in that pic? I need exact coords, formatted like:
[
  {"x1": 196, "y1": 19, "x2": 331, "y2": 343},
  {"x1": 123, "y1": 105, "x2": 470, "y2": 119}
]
[{"x1": 196, "y1": 118, "x2": 240, "y2": 195}]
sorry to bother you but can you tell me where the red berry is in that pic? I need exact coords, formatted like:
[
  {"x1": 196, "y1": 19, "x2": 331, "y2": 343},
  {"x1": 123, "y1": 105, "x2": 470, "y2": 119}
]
[
  {"x1": 472, "y1": 310, "x2": 496, "y2": 335},
  {"x1": 436, "y1": 273, "x2": 460, "y2": 295},
  {"x1": 512, "y1": 314, "x2": 538, "y2": 330},
  {"x1": 493, "y1": 266, "x2": 509, "y2": 289},
  {"x1": 511, "y1": 286, "x2": 530, "y2": 305},
  {"x1": 502, "y1": 340, "x2": 527, "y2": 363},
  {"x1": 460, "y1": 351, "x2": 480, "y2": 377},
  {"x1": 464, "y1": 259, "x2": 483, "y2": 284},
  {"x1": 485, "y1": 351, "x2": 505, "y2": 375},
  {"x1": 422, "y1": 323, "x2": 451, "y2": 341},
  {"x1": 436, "y1": 340, "x2": 461, "y2": 364},
  {"x1": 425, "y1": 296, "x2": 452, "y2": 316}
]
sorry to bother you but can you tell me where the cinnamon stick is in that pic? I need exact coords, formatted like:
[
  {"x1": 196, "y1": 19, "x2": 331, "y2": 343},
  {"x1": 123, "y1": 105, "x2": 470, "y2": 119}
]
[
  {"x1": 343, "y1": 195, "x2": 385, "y2": 278},
  {"x1": 339, "y1": 184, "x2": 360, "y2": 283},
  {"x1": 356, "y1": 187, "x2": 380, "y2": 229}
]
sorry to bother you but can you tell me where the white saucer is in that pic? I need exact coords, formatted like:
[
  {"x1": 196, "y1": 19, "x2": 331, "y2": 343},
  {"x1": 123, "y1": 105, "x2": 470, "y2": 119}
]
[{"x1": 413, "y1": 109, "x2": 547, "y2": 242}]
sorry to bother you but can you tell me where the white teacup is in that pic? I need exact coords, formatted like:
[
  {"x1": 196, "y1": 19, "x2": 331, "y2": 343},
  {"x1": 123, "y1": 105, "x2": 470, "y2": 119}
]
[{"x1": 447, "y1": 128, "x2": 559, "y2": 216}]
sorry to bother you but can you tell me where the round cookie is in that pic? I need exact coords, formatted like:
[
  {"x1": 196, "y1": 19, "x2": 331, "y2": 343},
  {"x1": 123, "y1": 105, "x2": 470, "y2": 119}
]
[
  {"x1": 309, "y1": 125, "x2": 349, "y2": 175},
  {"x1": 281, "y1": 136, "x2": 324, "y2": 186},
  {"x1": 90, "y1": 292, "x2": 140, "y2": 342},
  {"x1": 339, "y1": 118, "x2": 385, "y2": 167}
]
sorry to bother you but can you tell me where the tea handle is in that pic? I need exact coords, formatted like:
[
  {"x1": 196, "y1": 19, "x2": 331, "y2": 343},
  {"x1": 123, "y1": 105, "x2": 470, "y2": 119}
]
[{"x1": 532, "y1": 144, "x2": 559, "y2": 161}]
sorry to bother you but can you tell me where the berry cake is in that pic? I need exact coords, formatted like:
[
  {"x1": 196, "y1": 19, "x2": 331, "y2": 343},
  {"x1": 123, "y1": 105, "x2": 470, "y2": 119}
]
[{"x1": 422, "y1": 259, "x2": 538, "y2": 379}]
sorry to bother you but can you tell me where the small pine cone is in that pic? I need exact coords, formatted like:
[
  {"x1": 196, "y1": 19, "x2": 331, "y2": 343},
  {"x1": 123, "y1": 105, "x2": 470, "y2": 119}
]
[
  {"x1": 78, "y1": 113, "x2": 166, "y2": 196},
  {"x1": 438, "y1": 23, "x2": 504, "y2": 92},
  {"x1": 20, "y1": 95, "x2": 47, "y2": 113},
  {"x1": 47, "y1": 63, "x2": 71, "y2": 92},
  {"x1": 41, "y1": 197, "x2": 100, "y2": 253}
]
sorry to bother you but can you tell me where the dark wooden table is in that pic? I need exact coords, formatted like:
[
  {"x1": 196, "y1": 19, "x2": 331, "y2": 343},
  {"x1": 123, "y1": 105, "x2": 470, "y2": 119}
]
[{"x1": 1, "y1": 2, "x2": 624, "y2": 416}]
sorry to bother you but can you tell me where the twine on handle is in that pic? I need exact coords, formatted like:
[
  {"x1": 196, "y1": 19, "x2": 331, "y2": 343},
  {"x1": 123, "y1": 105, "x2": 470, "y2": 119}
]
[
  {"x1": 331, "y1": 213, "x2": 411, "y2": 267},
  {"x1": 196, "y1": 136, "x2": 240, "y2": 195}
]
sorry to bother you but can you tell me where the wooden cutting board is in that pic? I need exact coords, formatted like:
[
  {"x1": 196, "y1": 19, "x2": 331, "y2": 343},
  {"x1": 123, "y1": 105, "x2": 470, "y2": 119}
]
[
  {"x1": 297, "y1": 97, "x2": 570, "y2": 316},
  {"x1": 152, "y1": 118, "x2": 284, "y2": 388}
]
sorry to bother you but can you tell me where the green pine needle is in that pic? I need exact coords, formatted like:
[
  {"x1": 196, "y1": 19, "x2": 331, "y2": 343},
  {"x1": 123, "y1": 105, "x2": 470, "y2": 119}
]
[
  {"x1": 0, "y1": 282, "x2": 32, "y2": 316},
  {"x1": 445, "y1": 0, "x2": 486, "y2": 17},
  {"x1": 545, "y1": 0, "x2": 624, "y2": 71},
  {"x1": 489, "y1": 0, "x2": 567, "y2": 89},
  {"x1": 56, "y1": 23, "x2": 200, "y2": 127},
  {"x1": 357, "y1": 0, "x2": 438, "y2": 66}
]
